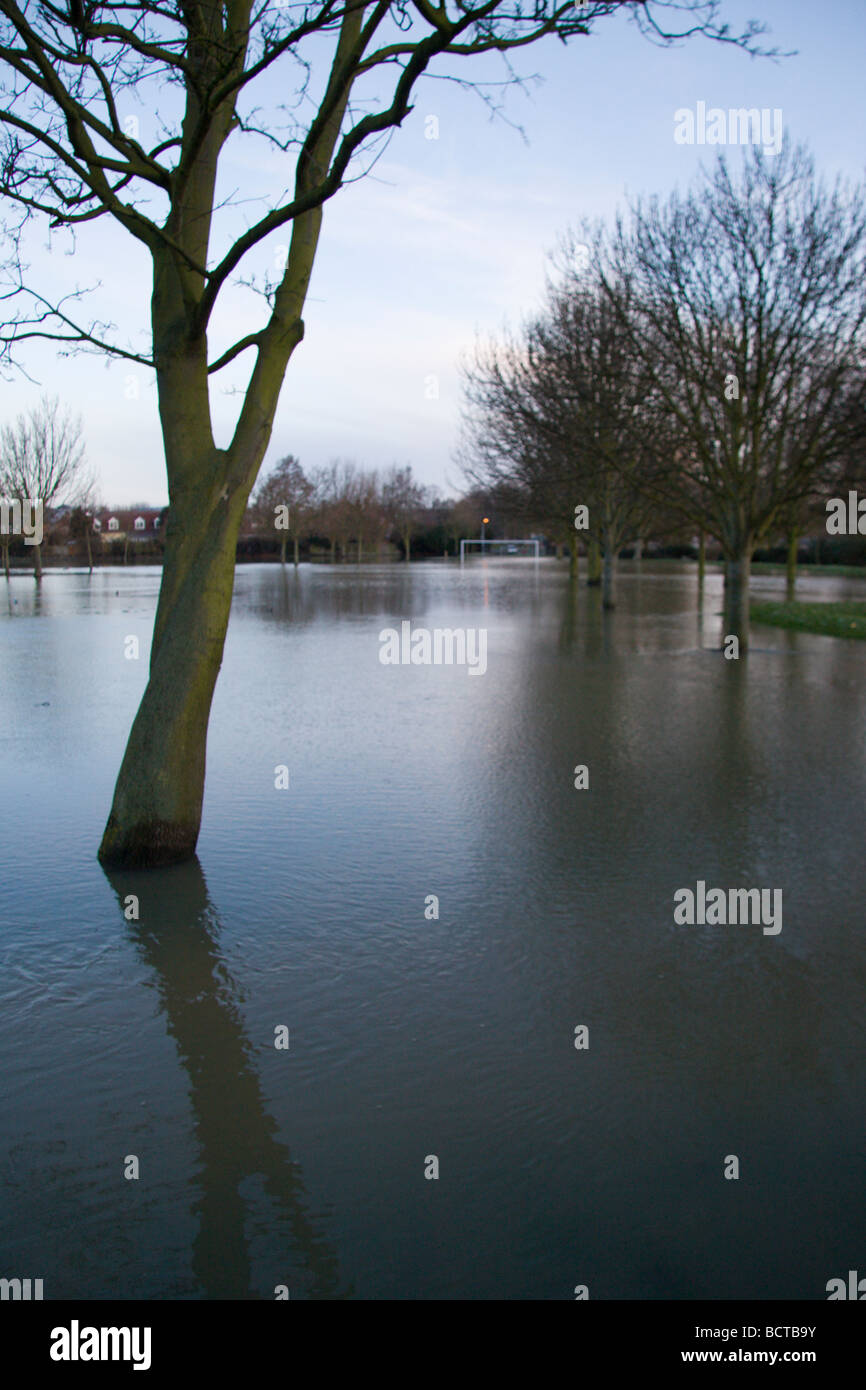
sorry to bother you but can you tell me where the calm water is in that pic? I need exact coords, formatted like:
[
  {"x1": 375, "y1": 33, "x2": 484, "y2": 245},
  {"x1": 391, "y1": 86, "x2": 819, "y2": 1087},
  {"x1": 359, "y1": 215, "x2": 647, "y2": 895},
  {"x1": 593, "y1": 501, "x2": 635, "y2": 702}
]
[{"x1": 1, "y1": 559, "x2": 864, "y2": 1300}]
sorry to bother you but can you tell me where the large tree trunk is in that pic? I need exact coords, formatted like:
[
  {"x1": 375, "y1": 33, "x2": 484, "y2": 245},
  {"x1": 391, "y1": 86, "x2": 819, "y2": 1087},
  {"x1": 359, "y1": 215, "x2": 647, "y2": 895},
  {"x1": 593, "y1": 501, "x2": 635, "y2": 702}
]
[
  {"x1": 99, "y1": 474, "x2": 252, "y2": 866},
  {"x1": 293, "y1": 534, "x2": 299, "y2": 567},
  {"x1": 567, "y1": 531, "x2": 579, "y2": 580},
  {"x1": 33, "y1": 541, "x2": 42, "y2": 580},
  {"x1": 2, "y1": 542, "x2": 9, "y2": 581},
  {"x1": 786, "y1": 528, "x2": 798, "y2": 599},
  {"x1": 697, "y1": 531, "x2": 706, "y2": 589},
  {"x1": 722, "y1": 546, "x2": 752, "y2": 649},
  {"x1": 280, "y1": 535, "x2": 287, "y2": 565}
]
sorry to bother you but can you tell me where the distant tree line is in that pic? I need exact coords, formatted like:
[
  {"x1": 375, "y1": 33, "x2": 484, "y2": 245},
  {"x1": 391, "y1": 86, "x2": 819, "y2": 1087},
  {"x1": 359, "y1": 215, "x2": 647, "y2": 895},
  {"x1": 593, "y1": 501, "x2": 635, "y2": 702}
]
[
  {"x1": 243, "y1": 457, "x2": 493, "y2": 564},
  {"x1": 0, "y1": 408, "x2": 513, "y2": 574}
]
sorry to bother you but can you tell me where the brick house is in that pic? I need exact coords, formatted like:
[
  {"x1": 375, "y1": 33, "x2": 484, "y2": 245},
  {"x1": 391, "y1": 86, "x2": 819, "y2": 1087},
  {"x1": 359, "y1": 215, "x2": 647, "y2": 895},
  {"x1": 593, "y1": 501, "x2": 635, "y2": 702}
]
[{"x1": 93, "y1": 508, "x2": 165, "y2": 544}]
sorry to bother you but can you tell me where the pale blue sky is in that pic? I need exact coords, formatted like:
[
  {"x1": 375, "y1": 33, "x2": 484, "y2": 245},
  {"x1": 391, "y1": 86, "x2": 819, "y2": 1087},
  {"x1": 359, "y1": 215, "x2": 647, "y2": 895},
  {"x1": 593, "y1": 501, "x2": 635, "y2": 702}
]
[{"x1": 7, "y1": 0, "x2": 866, "y2": 504}]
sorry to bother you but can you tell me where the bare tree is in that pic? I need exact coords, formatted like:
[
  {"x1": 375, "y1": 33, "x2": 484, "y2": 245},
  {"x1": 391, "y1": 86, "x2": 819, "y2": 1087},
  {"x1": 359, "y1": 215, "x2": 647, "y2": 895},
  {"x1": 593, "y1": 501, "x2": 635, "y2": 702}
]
[
  {"x1": 459, "y1": 267, "x2": 660, "y2": 604},
  {"x1": 601, "y1": 140, "x2": 866, "y2": 646},
  {"x1": 312, "y1": 458, "x2": 357, "y2": 561},
  {"x1": 344, "y1": 466, "x2": 384, "y2": 563},
  {"x1": 459, "y1": 326, "x2": 578, "y2": 564},
  {"x1": 529, "y1": 265, "x2": 662, "y2": 605},
  {"x1": 0, "y1": 394, "x2": 86, "y2": 577},
  {"x1": 68, "y1": 475, "x2": 102, "y2": 572},
  {"x1": 0, "y1": 1, "x2": 771, "y2": 864},
  {"x1": 381, "y1": 463, "x2": 426, "y2": 562},
  {"x1": 252, "y1": 454, "x2": 314, "y2": 564}
]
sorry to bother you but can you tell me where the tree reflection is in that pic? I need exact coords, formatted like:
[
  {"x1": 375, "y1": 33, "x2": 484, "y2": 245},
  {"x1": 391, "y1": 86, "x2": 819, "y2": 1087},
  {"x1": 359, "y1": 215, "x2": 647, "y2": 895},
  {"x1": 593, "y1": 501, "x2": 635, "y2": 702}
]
[{"x1": 103, "y1": 858, "x2": 349, "y2": 1299}]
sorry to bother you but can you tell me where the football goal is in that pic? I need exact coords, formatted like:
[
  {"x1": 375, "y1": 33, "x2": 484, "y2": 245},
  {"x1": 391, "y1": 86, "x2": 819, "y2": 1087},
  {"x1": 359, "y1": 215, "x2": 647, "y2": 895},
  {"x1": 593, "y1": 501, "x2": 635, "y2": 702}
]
[{"x1": 459, "y1": 539, "x2": 540, "y2": 564}]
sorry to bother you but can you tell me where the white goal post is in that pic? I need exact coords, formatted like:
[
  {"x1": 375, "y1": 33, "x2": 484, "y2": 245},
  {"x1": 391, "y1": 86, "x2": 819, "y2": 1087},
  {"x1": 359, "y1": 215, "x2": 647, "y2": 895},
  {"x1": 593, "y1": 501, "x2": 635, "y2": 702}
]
[{"x1": 459, "y1": 538, "x2": 540, "y2": 564}]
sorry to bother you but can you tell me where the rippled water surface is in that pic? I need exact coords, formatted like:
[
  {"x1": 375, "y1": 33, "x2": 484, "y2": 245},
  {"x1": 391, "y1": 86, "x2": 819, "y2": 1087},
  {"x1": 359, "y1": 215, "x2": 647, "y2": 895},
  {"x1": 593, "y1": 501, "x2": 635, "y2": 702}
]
[{"x1": 1, "y1": 559, "x2": 864, "y2": 1299}]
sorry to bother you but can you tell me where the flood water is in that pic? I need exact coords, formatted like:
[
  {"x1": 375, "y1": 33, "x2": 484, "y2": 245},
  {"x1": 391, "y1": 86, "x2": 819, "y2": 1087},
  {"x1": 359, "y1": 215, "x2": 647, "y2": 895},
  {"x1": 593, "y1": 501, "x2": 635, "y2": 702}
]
[{"x1": 1, "y1": 559, "x2": 864, "y2": 1300}]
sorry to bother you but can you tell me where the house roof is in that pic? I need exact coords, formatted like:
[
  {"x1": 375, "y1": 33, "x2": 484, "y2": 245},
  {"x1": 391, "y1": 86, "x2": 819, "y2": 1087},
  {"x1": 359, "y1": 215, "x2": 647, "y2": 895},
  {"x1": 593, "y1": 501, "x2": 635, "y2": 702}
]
[{"x1": 96, "y1": 508, "x2": 164, "y2": 531}]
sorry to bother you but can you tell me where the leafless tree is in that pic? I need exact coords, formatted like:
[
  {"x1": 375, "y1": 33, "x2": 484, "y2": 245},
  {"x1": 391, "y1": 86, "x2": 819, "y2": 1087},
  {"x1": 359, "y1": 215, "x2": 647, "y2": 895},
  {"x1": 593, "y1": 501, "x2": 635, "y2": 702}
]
[
  {"x1": 459, "y1": 265, "x2": 661, "y2": 605},
  {"x1": 600, "y1": 140, "x2": 866, "y2": 645},
  {"x1": 0, "y1": 393, "x2": 87, "y2": 576},
  {"x1": 381, "y1": 463, "x2": 426, "y2": 562},
  {"x1": 251, "y1": 454, "x2": 314, "y2": 564}
]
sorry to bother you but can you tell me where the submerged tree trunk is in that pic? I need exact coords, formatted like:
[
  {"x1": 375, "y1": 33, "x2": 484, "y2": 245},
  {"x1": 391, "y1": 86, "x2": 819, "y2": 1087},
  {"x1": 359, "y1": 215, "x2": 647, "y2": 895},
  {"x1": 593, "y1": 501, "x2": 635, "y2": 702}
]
[
  {"x1": 403, "y1": 528, "x2": 411, "y2": 562},
  {"x1": 587, "y1": 536, "x2": 602, "y2": 586},
  {"x1": 697, "y1": 531, "x2": 706, "y2": 589},
  {"x1": 2, "y1": 542, "x2": 9, "y2": 581},
  {"x1": 786, "y1": 528, "x2": 798, "y2": 599},
  {"x1": 722, "y1": 547, "x2": 752, "y2": 650},
  {"x1": 293, "y1": 534, "x2": 299, "y2": 567},
  {"x1": 99, "y1": 473, "x2": 254, "y2": 866},
  {"x1": 567, "y1": 531, "x2": 579, "y2": 580},
  {"x1": 602, "y1": 540, "x2": 618, "y2": 609},
  {"x1": 280, "y1": 535, "x2": 287, "y2": 565},
  {"x1": 33, "y1": 541, "x2": 42, "y2": 580}
]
